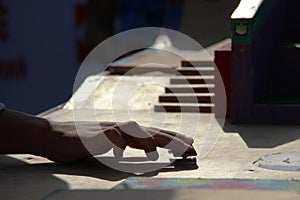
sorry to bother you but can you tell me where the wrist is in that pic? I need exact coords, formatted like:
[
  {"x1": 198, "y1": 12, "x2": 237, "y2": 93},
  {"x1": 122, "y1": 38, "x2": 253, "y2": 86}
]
[
  {"x1": 42, "y1": 121, "x2": 92, "y2": 163},
  {"x1": 30, "y1": 117, "x2": 52, "y2": 157},
  {"x1": 0, "y1": 109, "x2": 52, "y2": 156}
]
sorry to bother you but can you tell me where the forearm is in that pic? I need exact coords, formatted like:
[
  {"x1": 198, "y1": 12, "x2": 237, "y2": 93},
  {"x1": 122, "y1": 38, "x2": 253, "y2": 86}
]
[{"x1": 0, "y1": 109, "x2": 50, "y2": 156}]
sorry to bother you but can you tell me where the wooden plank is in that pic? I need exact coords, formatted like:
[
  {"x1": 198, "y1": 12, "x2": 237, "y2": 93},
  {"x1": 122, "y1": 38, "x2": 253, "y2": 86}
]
[
  {"x1": 170, "y1": 76, "x2": 214, "y2": 84},
  {"x1": 165, "y1": 84, "x2": 214, "y2": 93},
  {"x1": 107, "y1": 65, "x2": 177, "y2": 74},
  {"x1": 181, "y1": 60, "x2": 215, "y2": 67},
  {"x1": 214, "y1": 42, "x2": 231, "y2": 118},
  {"x1": 159, "y1": 93, "x2": 214, "y2": 103},
  {"x1": 231, "y1": 44, "x2": 253, "y2": 123},
  {"x1": 231, "y1": 0, "x2": 264, "y2": 19},
  {"x1": 108, "y1": 66, "x2": 214, "y2": 76},
  {"x1": 177, "y1": 67, "x2": 215, "y2": 76},
  {"x1": 154, "y1": 103, "x2": 214, "y2": 113}
]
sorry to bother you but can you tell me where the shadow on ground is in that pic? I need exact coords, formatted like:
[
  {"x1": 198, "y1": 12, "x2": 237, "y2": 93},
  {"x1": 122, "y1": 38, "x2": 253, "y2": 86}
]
[
  {"x1": 222, "y1": 120, "x2": 300, "y2": 148},
  {"x1": 0, "y1": 155, "x2": 198, "y2": 200}
]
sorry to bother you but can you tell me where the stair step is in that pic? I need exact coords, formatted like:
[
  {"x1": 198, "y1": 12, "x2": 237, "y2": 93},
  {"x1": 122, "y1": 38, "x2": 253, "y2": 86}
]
[
  {"x1": 176, "y1": 67, "x2": 214, "y2": 76},
  {"x1": 170, "y1": 76, "x2": 214, "y2": 84},
  {"x1": 107, "y1": 65, "x2": 177, "y2": 74},
  {"x1": 165, "y1": 84, "x2": 214, "y2": 93},
  {"x1": 159, "y1": 93, "x2": 214, "y2": 103},
  {"x1": 181, "y1": 60, "x2": 215, "y2": 67},
  {"x1": 108, "y1": 65, "x2": 214, "y2": 76},
  {"x1": 155, "y1": 103, "x2": 214, "y2": 113}
]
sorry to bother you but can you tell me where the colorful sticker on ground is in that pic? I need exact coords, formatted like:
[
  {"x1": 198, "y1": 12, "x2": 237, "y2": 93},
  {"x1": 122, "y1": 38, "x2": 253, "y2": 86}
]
[{"x1": 113, "y1": 178, "x2": 300, "y2": 191}]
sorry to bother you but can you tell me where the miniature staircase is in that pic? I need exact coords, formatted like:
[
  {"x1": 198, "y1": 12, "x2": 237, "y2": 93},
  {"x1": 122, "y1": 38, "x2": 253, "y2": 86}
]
[
  {"x1": 108, "y1": 35, "x2": 216, "y2": 114},
  {"x1": 155, "y1": 61, "x2": 215, "y2": 113}
]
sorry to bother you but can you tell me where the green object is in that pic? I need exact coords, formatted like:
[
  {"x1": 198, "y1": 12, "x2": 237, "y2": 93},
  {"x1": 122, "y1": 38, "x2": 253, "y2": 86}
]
[
  {"x1": 235, "y1": 21, "x2": 248, "y2": 35},
  {"x1": 231, "y1": 0, "x2": 279, "y2": 44}
]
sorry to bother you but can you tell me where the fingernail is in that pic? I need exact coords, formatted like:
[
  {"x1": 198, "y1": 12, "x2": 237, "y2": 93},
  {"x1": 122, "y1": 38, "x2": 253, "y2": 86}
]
[
  {"x1": 186, "y1": 146, "x2": 197, "y2": 156},
  {"x1": 186, "y1": 137, "x2": 194, "y2": 145},
  {"x1": 146, "y1": 151, "x2": 159, "y2": 161}
]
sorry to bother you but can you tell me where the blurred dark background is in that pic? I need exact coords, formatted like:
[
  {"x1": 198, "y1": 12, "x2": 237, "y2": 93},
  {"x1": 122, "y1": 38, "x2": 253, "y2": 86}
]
[{"x1": 0, "y1": 0, "x2": 239, "y2": 114}]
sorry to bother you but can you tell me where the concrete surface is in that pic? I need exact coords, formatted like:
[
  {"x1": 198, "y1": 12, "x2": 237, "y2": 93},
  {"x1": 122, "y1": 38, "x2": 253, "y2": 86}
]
[
  {"x1": 2, "y1": 108, "x2": 300, "y2": 199},
  {"x1": 2, "y1": 38, "x2": 300, "y2": 199},
  {"x1": 3, "y1": 0, "x2": 299, "y2": 198},
  {"x1": 42, "y1": 109, "x2": 300, "y2": 181}
]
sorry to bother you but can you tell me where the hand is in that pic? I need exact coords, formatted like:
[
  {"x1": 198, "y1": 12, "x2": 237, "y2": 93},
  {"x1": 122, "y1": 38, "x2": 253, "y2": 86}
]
[{"x1": 45, "y1": 120, "x2": 196, "y2": 163}]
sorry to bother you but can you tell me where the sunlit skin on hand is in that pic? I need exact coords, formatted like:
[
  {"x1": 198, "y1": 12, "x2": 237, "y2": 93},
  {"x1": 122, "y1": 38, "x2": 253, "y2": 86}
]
[{"x1": 0, "y1": 109, "x2": 197, "y2": 163}]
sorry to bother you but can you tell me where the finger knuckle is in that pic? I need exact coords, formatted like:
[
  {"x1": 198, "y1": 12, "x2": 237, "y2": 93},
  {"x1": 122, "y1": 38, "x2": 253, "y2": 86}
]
[
  {"x1": 126, "y1": 120, "x2": 139, "y2": 126},
  {"x1": 109, "y1": 127, "x2": 119, "y2": 135}
]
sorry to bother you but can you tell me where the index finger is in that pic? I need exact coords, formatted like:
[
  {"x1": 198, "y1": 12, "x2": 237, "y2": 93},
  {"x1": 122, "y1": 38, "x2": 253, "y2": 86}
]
[
  {"x1": 114, "y1": 121, "x2": 159, "y2": 160},
  {"x1": 144, "y1": 127, "x2": 194, "y2": 145},
  {"x1": 146, "y1": 128, "x2": 197, "y2": 157}
]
